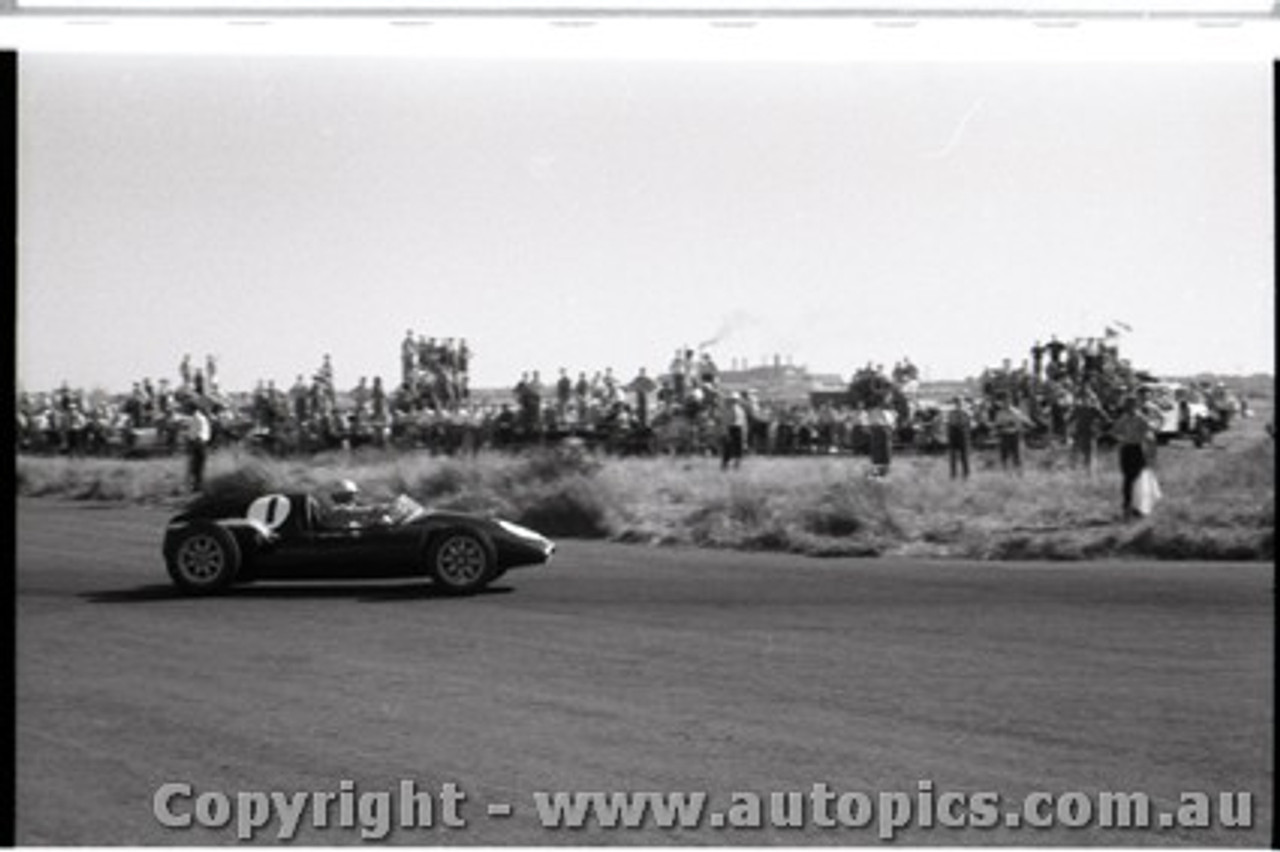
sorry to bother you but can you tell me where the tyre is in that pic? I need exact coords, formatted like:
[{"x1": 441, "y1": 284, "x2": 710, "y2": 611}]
[
  {"x1": 166, "y1": 522, "x2": 241, "y2": 595},
  {"x1": 427, "y1": 530, "x2": 495, "y2": 595}
]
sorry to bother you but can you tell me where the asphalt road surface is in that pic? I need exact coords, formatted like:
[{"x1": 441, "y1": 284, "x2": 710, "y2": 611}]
[{"x1": 16, "y1": 498, "x2": 1273, "y2": 845}]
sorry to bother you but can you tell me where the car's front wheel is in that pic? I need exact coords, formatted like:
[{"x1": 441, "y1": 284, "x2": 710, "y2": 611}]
[
  {"x1": 166, "y1": 522, "x2": 241, "y2": 595},
  {"x1": 427, "y1": 531, "x2": 495, "y2": 595}
]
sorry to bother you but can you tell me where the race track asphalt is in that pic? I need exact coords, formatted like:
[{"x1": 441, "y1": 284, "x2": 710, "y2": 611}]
[{"x1": 15, "y1": 498, "x2": 1273, "y2": 845}]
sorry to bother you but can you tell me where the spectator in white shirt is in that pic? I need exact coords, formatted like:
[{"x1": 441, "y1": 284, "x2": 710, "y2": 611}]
[{"x1": 186, "y1": 403, "x2": 212, "y2": 493}]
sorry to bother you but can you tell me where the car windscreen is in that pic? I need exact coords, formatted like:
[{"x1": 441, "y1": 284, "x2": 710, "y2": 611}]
[{"x1": 385, "y1": 494, "x2": 427, "y2": 525}]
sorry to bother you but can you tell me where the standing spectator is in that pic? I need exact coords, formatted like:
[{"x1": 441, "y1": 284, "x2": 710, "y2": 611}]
[
  {"x1": 457, "y1": 338, "x2": 471, "y2": 376},
  {"x1": 290, "y1": 374, "x2": 310, "y2": 423},
  {"x1": 867, "y1": 404, "x2": 894, "y2": 477},
  {"x1": 1065, "y1": 343, "x2": 1081, "y2": 384},
  {"x1": 456, "y1": 338, "x2": 472, "y2": 402},
  {"x1": 265, "y1": 380, "x2": 282, "y2": 432},
  {"x1": 698, "y1": 352, "x2": 719, "y2": 387},
  {"x1": 66, "y1": 403, "x2": 87, "y2": 457},
  {"x1": 456, "y1": 370, "x2": 470, "y2": 405},
  {"x1": 401, "y1": 329, "x2": 417, "y2": 388},
  {"x1": 514, "y1": 372, "x2": 541, "y2": 435},
  {"x1": 946, "y1": 396, "x2": 972, "y2": 480},
  {"x1": 352, "y1": 377, "x2": 370, "y2": 422},
  {"x1": 185, "y1": 401, "x2": 212, "y2": 493},
  {"x1": 252, "y1": 380, "x2": 270, "y2": 428},
  {"x1": 992, "y1": 397, "x2": 1032, "y2": 474},
  {"x1": 602, "y1": 367, "x2": 619, "y2": 405},
  {"x1": 1046, "y1": 335, "x2": 1065, "y2": 371},
  {"x1": 369, "y1": 376, "x2": 388, "y2": 447},
  {"x1": 721, "y1": 392, "x2": 748, "y2": 470},
  {"x1": 316, "y1": 354, "x2": 336, "y2": 409},
  {"x1": 1136, "y1": 385, "x2": 1164, "y2": 468},
  {"x1": 745, "y1": 392, "x2": 770, "y2": 455},
  {"x1": 179, "y1": 354, "x2": 193, "y2": 390},
  {"x1": 669, "y1": 349, "x2": 688, "y2": 400},
  {"x1": 1109, "y1": 396, "x2": 1157, "y2": 520},
  {"x1": 1069, "y1": 387, "x2": 1108, "y2": 476},
  {"x1": 528, "y1": 370, "x2": 544, "y2": 415},
  {"x1": 205, "y1": 354, "x2": 218, "y2": 392},
  {"x1": 371, "y1": 376, "x2": 387, "y2": 421},
  {"x1": 439, "y1": 340, "x2": 457, "y2": 404},
  {"x1": 142, "y1": 379, "x2": 156, "y2": 422},
  {"x1": 417, "y1": 336, "x2": 432, "y2": 375},
  {"x1": 1081, "y1": 338, "x2": 1102, "y2": 383},
  {"x1": 555, "y1": 369, "x2": 573, "y2": 422},
  {"x1": 573, "y1": 371, "x2": 591, "y2": 423},
  {"x1": 126, "y1": 382, "x2": 146, "y2": 427},
  {"x1": 629, "y1": 367, "x2": 658, "y2": 428},
  {"x1": 1047, "y1": 381, "x2": 1072, "y2": 443},
  {"x1": 156, "y1": 380, "x2": 173, "y2": 418}
]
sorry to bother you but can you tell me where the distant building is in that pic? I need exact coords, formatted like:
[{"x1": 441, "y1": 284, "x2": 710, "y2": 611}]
[{"x1": 718, "y1": 355, "x2": 843, "y2": 405}]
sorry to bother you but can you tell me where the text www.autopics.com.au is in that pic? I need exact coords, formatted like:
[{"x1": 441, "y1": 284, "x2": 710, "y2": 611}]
[{"x1": 153, "y1": 779, "x2": 1255, "y2": 841}]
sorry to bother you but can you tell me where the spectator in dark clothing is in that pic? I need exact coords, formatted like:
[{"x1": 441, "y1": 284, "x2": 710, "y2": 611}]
[
  {"x1": 1109, "y1": 396, "x2": 1156, "y2": 520},
  {"x1": 992, "y1": 397, "x2": 1032, "y2": 474},
  {"x1": 1046, "y1": 335, "x2": 1066, "y2": 369},
  {"x1": 867, "y1": 405, "x2": 894, "y2": 476},
  {"x1": 1069, "y1": 387, "x2": 1108, "y2": 476},
  {"x1": 555, "y1": 369, "x2": 573, "y2": 421},
  {"x1": 629, "y1": 368, "x2": 658, "y2": 427},
  {"x1": 401, "y1": 329, "x2": 417, "y2": 387},
  {"x1": 946, "y1": 396, "x2": 973, "y2": 480}
]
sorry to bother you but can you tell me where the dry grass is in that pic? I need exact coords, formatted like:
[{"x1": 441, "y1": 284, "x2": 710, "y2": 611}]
[{"x1": 16, "y1": 419, "x2": 1274, "y2": 560}]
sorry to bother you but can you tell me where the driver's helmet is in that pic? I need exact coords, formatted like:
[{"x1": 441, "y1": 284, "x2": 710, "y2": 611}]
[{"x1": 331, "y1": 479, "x2": 359, "y2": 505}]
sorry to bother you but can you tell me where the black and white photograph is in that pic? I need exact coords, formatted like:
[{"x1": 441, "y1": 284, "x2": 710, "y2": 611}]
[{"x1": 11, "y1": 11, "x2": 1275, "y2": 845}]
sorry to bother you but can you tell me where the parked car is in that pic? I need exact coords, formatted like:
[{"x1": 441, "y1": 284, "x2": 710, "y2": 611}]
[{"x1": 1141, "y1": 381, "x2": 1214, "y2": 447}]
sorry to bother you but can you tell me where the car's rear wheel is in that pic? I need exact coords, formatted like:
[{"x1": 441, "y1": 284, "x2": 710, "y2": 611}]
[
  {"x1": 167, "y1": 522, "x2": 241, "y2": 595},
  {"x1": 427, "y1": 531, "x2": 495, "y2": 595}
]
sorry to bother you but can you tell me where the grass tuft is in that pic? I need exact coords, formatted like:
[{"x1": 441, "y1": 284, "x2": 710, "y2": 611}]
[{"x1": 16, "y1": 423, "x2": 1274, "y2": 561}]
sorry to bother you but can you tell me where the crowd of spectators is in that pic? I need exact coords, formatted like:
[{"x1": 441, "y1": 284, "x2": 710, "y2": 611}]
[
  {"x1": 400, "y1": 331, "x2": 470, "y2": 412},
  {"x1": 982, "y1": 332, "x2": 1236, "y2": 431},
  {"x1": 975, "y1": 333, "x2": 1141, "y2": 435},
  {"x1": 510, "y1": 349, "x2": 715, "y2": 436},
  {"x1": 16, "y1": 354, "x2": 225, "y2": 456},
  {"x1": 495, "y1": 352, "x2": 938, "y2": 474},
  {"x1": 16, "y1": 330, "x2": 1246, "y2": 471}
]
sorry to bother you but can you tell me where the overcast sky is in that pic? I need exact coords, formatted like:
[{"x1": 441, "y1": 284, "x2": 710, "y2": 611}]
[{"x1": 17, "y1": 50, "x2": 1273, "y2": 394}]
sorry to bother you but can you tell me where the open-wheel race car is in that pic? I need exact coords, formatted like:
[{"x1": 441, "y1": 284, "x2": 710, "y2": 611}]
[{"x1": 162, "y1": 487, "x2": 554, "y2": 596}]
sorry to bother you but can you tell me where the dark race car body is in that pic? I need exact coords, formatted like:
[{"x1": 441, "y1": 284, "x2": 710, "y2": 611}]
[{"x1": 162, "y1": 491, "x2": 554, "y2": 595}]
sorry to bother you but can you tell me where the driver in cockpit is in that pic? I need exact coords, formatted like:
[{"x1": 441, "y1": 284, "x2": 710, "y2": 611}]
[{"x1": 315, "y1": 479, "x2": 390, "y2": 529}]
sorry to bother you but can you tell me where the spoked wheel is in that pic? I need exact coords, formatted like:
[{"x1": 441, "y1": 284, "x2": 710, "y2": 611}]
[
  {"x1": 427, "y1": 531, "x2": 495, "y2": 595},
  {"x1": 166, "y1": 522, "x2": 241, "y2": 595}
]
